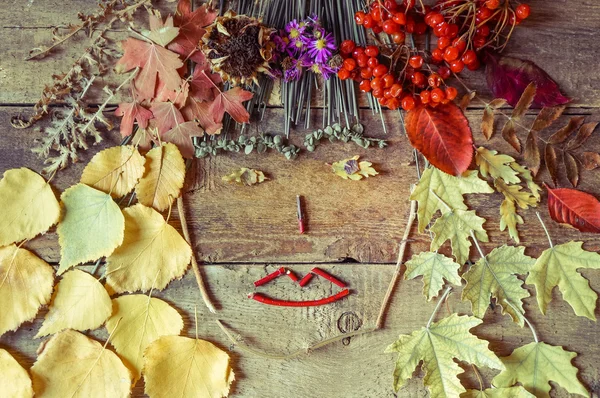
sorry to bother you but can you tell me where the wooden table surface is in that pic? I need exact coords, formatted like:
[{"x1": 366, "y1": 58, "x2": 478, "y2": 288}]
[{"x1": 1, "y1": 1, "x2": 600, "y2": 397}]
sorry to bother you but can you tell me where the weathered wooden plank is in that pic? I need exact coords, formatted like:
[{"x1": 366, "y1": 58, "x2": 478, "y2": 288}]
[
  {"x1": 1, "y1": 0, "x2": 600, "y2": 107},
  {"x1": 2, "y1": 106, "x2": 600, "y2": 264},
  {"x1": 1, "y1": 263, "x2": 598, "y2": 397}
]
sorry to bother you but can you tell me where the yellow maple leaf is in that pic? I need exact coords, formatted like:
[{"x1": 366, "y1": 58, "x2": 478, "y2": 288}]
[
  {"x1": 430, "y1": 209, "x2": 488, "y2": 265},
  {"x1": 222, "y1": 167, "x2": 268, "y2": 185},
  {"x1": 143, "y1": 335, "x2": 235, "y2": 398},
  {"x1": 30, "y1": 329, "x2": 132, "y2": 398},
  {"x1": 331, "y1": 155, "x2": 378, "y2": 180},
  {"x1": 0, "y1": 168, "x2": 61, "y2": 246},
  {"x1": 404, "y1": 251, "x2": 461, "y2": 301},
  {"x1": 135, "y1": 143, "x2": 186, "y2": 212},
  {"x1": 57, "y1": 183, "x2": 125, "y2": 275},
  {"x1": 0, "y1": 245, "x2": 54, "y2": 337},
  {"x1": 36, "y1": 269, "x2": 112, "y2": 337},
  {"x1": 105, "y1": 204, "x2": 191, "y2": 293},
  {"x1": 105, "y1": 294, "x2": 184, "y2": 383},
  {"x1": 80, "y1": 145, "x2": 145, "y2": 198},
  {"x1": 0, "y1": 348, "x2": 33, "y2": 398}
]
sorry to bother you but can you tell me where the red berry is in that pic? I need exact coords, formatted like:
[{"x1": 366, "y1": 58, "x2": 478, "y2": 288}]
[
  {"x1": 401, "y1": 96, "x2": 416, "y2": 111},
  {"x1": 438, "y1": 66, "x2": 451, "y2": 79},
  {"x1": 409, "y1": 55, "x2": 424, "y2": 69},
  {"x1": 433, "y1": 22, "x2": 447, "y2": 37},
  {"x1": 476, "y1": 7, "x2": 493, "y2": 22},
  {"x1": 382, "y1": 73, "x2": 395, "y2": 88},
  {"x1": 354, "y1": 11, "x2": 366, "y2": 25},
  {"x1": 343, "y1": 58, "x2": 357, "y2": 71},
  {"x1": 340, "y1": 40, "x2": 356, "y2": 54},
  {"x1": 516, "y1": 4, "x2": 530, "y2": 19},
  {"x1": 437, "y1": 37, "x2": 451, "y2": 50},
  {"x1": 390, "y1": 83, "x2": 403, "y2": 97},
  {"x1": 445, "y1": 86, "x2": 458, "y2": 101},
  {"x1": 359, "y1": 79, "x2": 372, "y2": 92},
  {"x1": 431, "y1": 48, "x2": 444, "y2": 62},
  {"x1": 446, "y1": 24, "x2": 459, "y2": 38},
  {"x1": 414, "y1": 22, "x2": 428, "y2": 35},
  {"x1": 384, "y1": 0, "x2": 398, "y2": 11},
  {"x1": 363, "y1": 14, "x2": 375, "y2": 28},
  {"x1": 371, "y1": 6, "x2": 383, "y2": 22},
  {"x1": 337, "y1": 69, "x2": 350, "y2": 80},
  {"x1": 383, "y1": 20, "x2": 401, "y2": 34},
  {"x1": 367, "y1": 57, "x2": 379, "y2": 68},
  {"x1": 461, "y1": 50, "x2": 477, "y2": 65},
  {"x1": 467, "y1": 59, "x2": 481, "y2": 71},
  {"x1": 477, "y1": 24, "x2": 491, "y2": 37},
  {"x1": 452, "y1": 38, "x2": 466, "y2": 53},
  {"x1": 485, "y1": 0, "x2": 500, "y2": 9},
  {"x1": 392, "y1": 31, "x2": 406, "y2": 44},
  {"x1": 428, "y1": 12, "x2": 445, "y2": 27},
  {"x1": 392, "y1": 12, "x2": 407, "y2": 25},
  {"x1": 370, "y1": 77, "x2": 384, "y2": 91},
  {"x1": 405, "y1": 20, "x2": 415, "y2": 33},
  {"x1": 420, "y1": 90, "x2": 431, "y2": 104},
  {"x1": 360, "y1": 67, "x2": 373, "y2": 79},
  {"x1": 372, "y1": 25, "x2": 383, "y2": 34},
  {"x1": 378, "y1": 96, "x2": 388, "y2": 106},
  {"x1": 449, "y1": 59, "x2": 465, "y2": 73},
  {"x1": 412, "y1": 71, "x2": 427, "y2": 87},
  {"x1": 428, "y1": 73, "x2": 442, "y2": 88},
  {"x1": 365, "y1": 45, "x2": 379, "y2": 57},
  {"x1": 372, "y1": 88, "x2": 384, "y2": 98},
  {"x1": 356, "y1": 53, "x2": 369, "y2": 68},
  {"x1": 373, "y1": 64, "x2": 388, "y2": 77},
  {"x1": 387, "y1": 97, "x2": 400, "y2": 110},
  {"x1": 351, "y1": 47, "x2": 364, "y2": 59},
  {"x1": 430, "y1": 88, "x2": 445, "y2": 103},
  {"x1": 473, "y1": 36, "x2": 487, "y2": 49},
  {"x1": 443, "y1": 46, "x2": 459, "y2": 62}
]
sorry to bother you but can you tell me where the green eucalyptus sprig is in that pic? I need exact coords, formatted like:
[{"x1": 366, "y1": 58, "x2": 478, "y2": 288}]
[{"x1": 304, "y1": 123, "x2": 387, "y2": 152}]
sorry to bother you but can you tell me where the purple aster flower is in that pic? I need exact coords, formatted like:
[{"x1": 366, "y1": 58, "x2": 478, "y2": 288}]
[
  {"x1": 309, "y1": 62, "x2": 335, "y2": 80},
  {"x1": 282, "y1": 56, "x2": 304, "y2": 82},
  {"x1": 273, "y1": 31, "x2": 289, "y2": 53},
  {"x1": 285, "y1": 19, "x2": 305, "y2": 41},
  {"x1": 288, "y1": 35, "x2": 309, "y2": 56},
  {"x1": 307, "y1": 31, "x2": 336, "y2": 64}
]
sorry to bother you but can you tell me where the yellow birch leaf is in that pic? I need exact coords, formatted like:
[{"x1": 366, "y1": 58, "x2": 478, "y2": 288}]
[
  {"x1": 476, "y1": 147, "x2": 521, "y2": 184},
  {"x1": 222, "y1": 167, "x2": 268, "y2": 185},
  {"x1": 30, "y1": 329, "x2": 132, "y2": 398},
  {"x1": 493, "y1": 342, "x2": 589, "y2": 398},
  {"x1": 80, "y1": 145, "x2": 145, "y2": 198},
  {"x1": 0, "y1": 245, "x2": 54, "y2": 337},
  {"x1": 105, "y1": 295, "x2": 184, "y2": 383},
  {"x1": 105, "y1": 204, "x2": 191, "y2": 293},
  {"x1": 135, "y1": 143, "x2": 186, "y2": 212},
  {"x1": 331, "y1": 155, "x2": 378, "y2": 180},
  {"x1": 430, "y1": 209, "x2": 488, "y2": 265},
  {"x1": 36, "y1": 269, "x2": 112, "y2": 337},
  {"x1": 57, "y1": 183, "x2": 125, "y2": 275},
  {"x1": 0, "y1": 349, "x2": 33, "y2": 398},
  {"x1": 461, "y1": 386, "x2": 535, "y2": 398},
  {"x1": 143, "y1": 335, "x2": 235, "y2": 398},
  {"x1": 0, "y1": 168, "x2": 61, "y2": 246},
  {"x1": 404, "y1": 251, "x2": 462, "y2": 301}
]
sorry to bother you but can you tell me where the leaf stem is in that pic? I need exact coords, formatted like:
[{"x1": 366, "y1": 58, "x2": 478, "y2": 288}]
[
  {"x1": 505, "y1": 300, "x2": 539, "y2": 343},
  {"x1": 430, "y1": 189, "x2": 453, "y2": 212},
  {"x1": 536, "y1": 211, "x2": 554, "y2": 248},
  {"x1": 427, "y1": 286, "x2": 452, "y2": 329},
  {"x1": 471, "y1": 364, "x2": 484, "y2": 391},
  {"x1": 470, "y1": 230, "x2": 487, "y2": 259}
]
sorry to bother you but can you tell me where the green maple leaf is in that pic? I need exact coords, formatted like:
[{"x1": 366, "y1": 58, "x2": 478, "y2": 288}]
[
  {"x1": 475, "y1": 147, "x2": 520, "y2": 184},
  {"x1": 493, "y1": 342, "x2": 589, "y2": 398},
  {"x1": 385, "y1": 314, "x2": 504, "y2": 397},
  {"x1": 462, "y1": 245, "x2": 535, "y2": 325},
  {"x1": 430, "y1": 209, "x2": 488, "y2": 265},
  {"x1": 461, "y1": 386, "x2": 535, "y2": 398},
  {"x1": 526, "y1": 241, "x2": 600, "y2": 320},
  {"x1": 405, "y1": 252, "x2": 462, "y2": 301},
  {"x1": 410, "y1": 167, "x2": 493, "y2": 233}
]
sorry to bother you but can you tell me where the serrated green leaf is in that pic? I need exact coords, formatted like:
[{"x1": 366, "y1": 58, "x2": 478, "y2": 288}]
[
  {"x1": 405, "y1": 252, "x2": 462, "y2": 301},
  {"x1": 494, "y1": 179, "x2": 538, "y2": 209},
  {"x1": 510, "y1": 162, "x2": 541, "y2": 200},
  {"x1": 499, "y1": 199, "x2": 524, "y2": 243},
  {"x1": 430, "y1": 209, "x2": 488, "y2": 265},
  {"x1": 475, "y1": 147, "x2": 520, "y2": 184}
]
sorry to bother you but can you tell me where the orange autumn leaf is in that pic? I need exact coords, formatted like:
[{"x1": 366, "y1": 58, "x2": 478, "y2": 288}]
[
  {"x1": 209, "y1": 86, "x2": 254, "y2": 124},
  {"x1": 115, "y1": 102, "x2": 153, "y2": 137}
]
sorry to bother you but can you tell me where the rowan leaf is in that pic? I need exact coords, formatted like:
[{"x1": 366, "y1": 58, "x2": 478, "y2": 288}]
[
  {"x1": 499, "y1": 199, "x2": 524, "y2": 243},
  {"x1": 545, "y1": 144, "x2": 558, "y2": 185},
  {"x1": 493, "y1": 342, "x2": 589, "y2": 398},
  {"x1": 0, "y1": 349, "x2": 33, "y2": 398},
  {"x1": 512, "y1": 82, "x2": 536, "y2": 119},
  {"x1": 481, "y1": 106, "x2": 495, "y2": 140},
  {"x1": 105, "y1": 295, "x2": 184, "y2": 383},
  {"x1": 385, "y1": 314, "x2": 504, "y2": 396},
  {"x1": 531, "y1": 105, "x2": 566, "y2": 132},
  {"x1": 523, "y1": 130, "x2": 541, "y2": 175},
  {"x1": 567, "y1": 122, "x2": 598, "y2": 150},
  {"x1": 36, "y1": 269, "x2": 112, "y2": 337},
  {"x1": 209, "y1": 86, "x2": 254, "y2": 124},
  {"x1": 502, "y1": 119, "x2": 521, "y2": 152},
  {"x1": 582, "y1": 151, "x2": 600, "y2": 170},
  {"x1": 142, "y1": 14, "x2": 179, "y2": 47},
  {"x1": 564, "y1": 151, "x2": 579, "y2": 187},
  {"x1": 0, "y1": 245, "x2": 54, "y2": 337},
  {"x1": 105, "y1": 204, "x2": 191, "y2": 293},
  {"x1": 135, "y1": 143, "x2": 186, "y2": 212},
  {"x1": 80, "y1": 145, "x2": 145, "y2": 198},
  {"x1": 222, "y1": 168, "x2": 268, "y2": 185},
  {"x1": 526, "y1": 241, "x2": 600, "y2": 320},
  {"x1": 460, "y1": 91, "x2": 477, "y2": 111},
  {"x1": 143, "y1": 335, "x2": 235, "y2": 398},
  {"x1": 57, "y1": 184, "x2": 125, "y2": 274},
  {"x1": 546, "y1": 186, "x2": 600, "y2": 233},
  {"x1": 430, "y1": 209, "x2": 488, "y2": 265},
  {"x1": 115, "y1": 102, "x2": 153, "y2": 137},
  {"x1": 475, "y1": 147, "x2": 520, "y2": 184},
  {"x1": 462, "y1": 245, "x2": 535, "y2": 325},
  {"x1": 404, "y1": 251, "x2": 461, "y2": 301},
  {"x1": 461, "y1": 386, "x2": 535, "y2": 398},
  {"x1": 548, "y1": 116, "x2": 584, "y2": 145},
  {"x1": 331, "y1": 156, "x2": 378, "y2": 180},
  {"x1": 0, "y1": 168, "x2": 61, "y2": 247},
  {"x1": 410, "y1": 167, "x2": 493, "y2": 233},
  {"x1": 31, "y1": 330, "x2": 132, "y2": 398},
  {"x1": 405, "y1": 102, "x2": 474, "y2": 176}
]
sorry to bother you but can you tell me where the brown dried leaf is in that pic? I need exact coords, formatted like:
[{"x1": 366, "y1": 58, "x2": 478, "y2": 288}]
[
  {"x1": 460, "y1": 92, "x2": 477, "y2": 111},
  {"x1": 502, "y1": 120, "x2": 521, "y2": 152},
  {"x1": 481, "y1": 107, "x2": 495, "y2": 140},
  {"x1": 490, "y1": 98, "x2": 508, "y2": 109},
  {"x1": 524, "y1": 131, "x2": 541, "y2": 175},
  {"x1": 582, "y1": 152, "x2": 600, "y2": 170},
  {"x1": 567, "y1": 122, "x2": 599, "y2": 150},
  {"x1": 512, "y1": 82, "x2": 536, "y2": 120},
  {"x1": 564, "y1": 152, "x2": 579, "y2": 187},
  {"x1": 545, "y1": 144, "x2": 559, "y2": 185},
  {"x1": 548, "y1": 116, "x2": 585, "y2": 145},
  {"x1": 531, "y1": 105, "x2": 566, "y2": 132}
]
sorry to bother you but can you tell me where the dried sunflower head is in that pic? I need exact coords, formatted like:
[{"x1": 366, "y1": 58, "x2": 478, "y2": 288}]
[{"x1": 202, "y1": 10, "x2": 275, "y2": 86}]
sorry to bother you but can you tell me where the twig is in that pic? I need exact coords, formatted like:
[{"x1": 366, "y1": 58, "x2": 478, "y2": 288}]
[{"x1": 176, "y1": 195, "x2": 216, "y2": 314}]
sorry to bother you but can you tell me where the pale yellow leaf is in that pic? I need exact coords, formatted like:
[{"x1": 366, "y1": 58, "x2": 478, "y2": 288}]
[
  {"x1": 0, "y1": 349, "x2": 33, "y2": 398},
  {"x1": 57, "y1": 184, "x2": 125, "y2": 275},
  {"x1": 510, "y1": 162, "x2": 542, "y2": 200},
  {"x1": 461, "y1": 386, "x2": 535, "y2": 398},
  {"x1": 80, "y1": 145, "x2": 145, "y2": 198},
  {"x1": 222, "y1": 167, "x2": 268, "y2": 185},
  {"x1": 404, "y1": 251, "x2": 461, "y2": 301},
  {"x1": 106, "y1": 295, "x2": 184, "y2": 383},
  {"x1": 475, "y1": 147, "x2": 520, "y2": 184},
  {"x1": 494, "y1": 179, "x2": 538, "y2": 209},
  {"x1": 430, "y1": 209, "x2": 488, "y2": 265},
  {"x1": 0, "y1": 245, "x2": 54, "y2": 337},
  {"x1": 30, "y1": 329, "x2": 132, "y2": 398},
  {"x1": 499, "y1": 199, "x2": 524, "y2": 243},
  {"x1": 331, "y1": 155, "x2": 379, "y2": 180},
  {"x1": 144, "y1": 335, "x2": 234, "y2": 398},
  {"x1": 105, "y1": 204, "x2": 191, "y2": 293},
  {"x1": 0, "y1": 168, "x2": 61, "y2": 246},
  {"x1": 135, "y1": 143, "x2": 186, "y2": 212},
  {"x1": 142, "y1": 14, "x2": 180, "y2": 46},
  {"x1": 36, "y1": 269, "x2": 112, "y2": 337}
]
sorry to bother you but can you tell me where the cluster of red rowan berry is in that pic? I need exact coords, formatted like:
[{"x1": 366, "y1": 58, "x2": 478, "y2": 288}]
[{"x1": 337, "y1": 0, "x2": 531, "y2": 110}]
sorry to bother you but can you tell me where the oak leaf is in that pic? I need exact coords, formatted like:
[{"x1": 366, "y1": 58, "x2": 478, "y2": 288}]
[
  {"x1": 80, "y1": 145, "x2": 145, "y2": 198},
  {"x1": 500, "y1": 199, "x2": 523, "y2": 243},
  {"x1": 30, "y1": 330, "x2": 132, "y2": 398},
  {"x1": 36, "y1": 269, "x2": 112, "y2": 337},
  {"x1": 209, "y1": 86, "x2": 254, "y2": 124},
  {"x1": 0, "y1": 245, "x2": 54, "y2": 337},
  {"x1": 430, "y1": 209, "x2": 488, "y2": 265},
  {"x1": 222, "y1": 168, "x2": 268, "y2": 185},
  {"x1": 115, "y1": 102, "x2": 153, "y2": 137},
  {"x1": 526, "y1": 241, "x2": 600, "y2": 320},
  {"x1": 475, "y1": 147, "x2": 520, "y2": 184},
  {"x1": 0, "y1": 349, "x2": 33, "y2": 398},
  {"x1": 57, "y1": 184, "x2": 125, "y2": 274},
  {"x1": 143, "y1": 335, "x2": 235, "y2": 398},
  {"x1": 0, "y1": 168, "x2": 61, "y2": 247},
  {"x1": 106, "y1": 295, "x2": 184, "y2": 382},
  {"x1": 405, "y1": 102, "x2": 473, "y2": 176},
  {"x1": 546, "y1": 186, "x2": 600, "y2": 233},
  {"x1": 106, "y1": 204, "x2": 191, "y2": 293},
  {"x1": 331, "y1": 156, "x2": 378, "y2": 180},
  {"x1": 385, "y1": 314, "x2": 503, "y2": 397},
  {"x1": 461, "y1": 386, "x2": 535, "y2": 398},
  {"x1": 404, "y1": 251, "x2": 461, "y2": 301},
  {"x1": 493, "y1": 342, "x2": 589, "y2": 398},
  {"x1": 135, "y1": 143, "x2": 186, "y2": 212},
  {"x1": 462, "y1": 245, "x2": 535, "y2": 325}
]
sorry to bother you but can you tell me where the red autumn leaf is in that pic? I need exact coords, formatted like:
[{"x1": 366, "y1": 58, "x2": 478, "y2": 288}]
[
  {"x1": 114, "y1": 102, "x2": 154, "y2": 137},
  {"x1": 190, "y1": 67, "x2": 222, "y2": 102},
  {"x1": 546, "y1": 185, "x2": 600, "y2": 233},
  {"x1": 149, "y1": 102, "x2": 185, "y2": 135},
  {"x1": 182, "y1": 97, "x2": 223, "y2": 135},
  {"x1": 209, "y1": 87, "x2": 254, "y2": 124},
  {"x1": 116, "y1": 38, "x2": 183, "y2": 100},
  {"x1": 162, "y1": 121, "x2": 204, "y2": 159},
  {"x1": 404, "y1": 102, "x2": 473, "y2": 176},
  {"x1": 169, "y1": 0, "x2": 217, "y2": 65},
  {"x1": 484, "y1": 52, "x2": 570, "y2": 108},
  {"x1": 155, "y1": 80, "x2": 189, "y2": 109}
]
